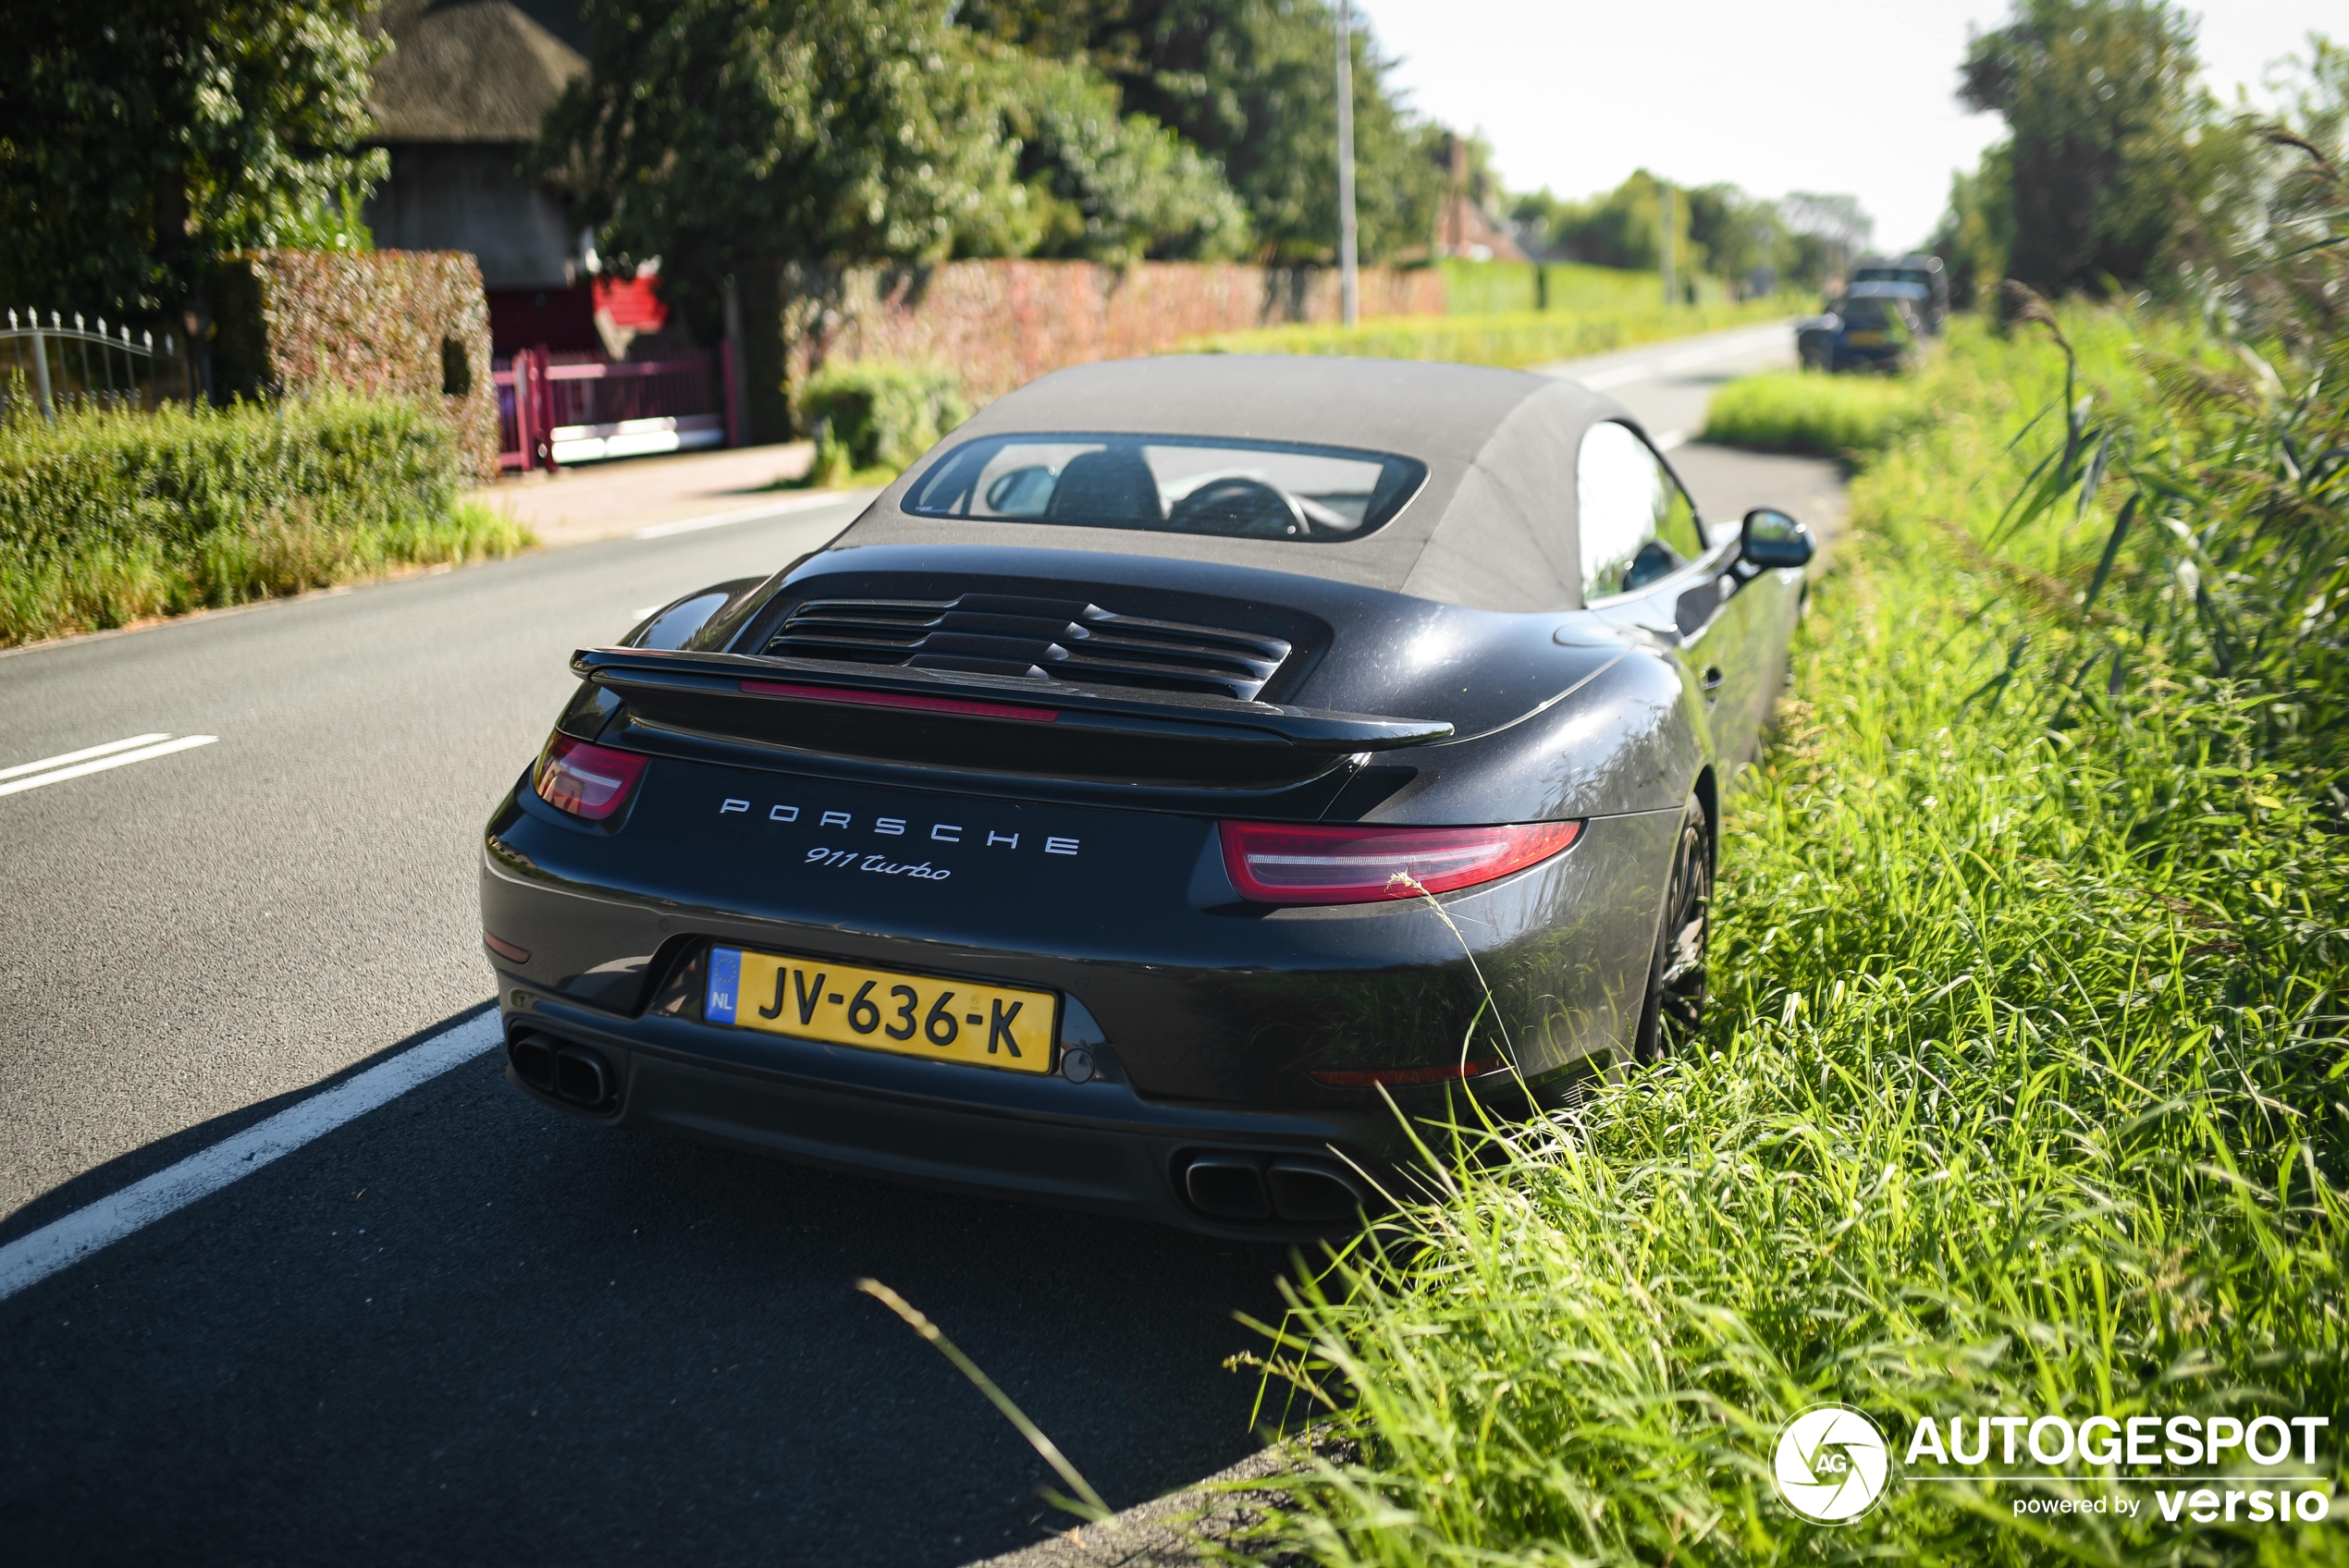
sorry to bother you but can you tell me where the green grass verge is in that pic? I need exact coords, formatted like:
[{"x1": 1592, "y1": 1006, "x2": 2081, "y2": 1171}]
[
  {"x1": 1699, "y1": 368, "x2": 1925, "y2": 459},
  {"x1": 1239, "y1": 310, "x2": 2349, "y2": 1563},
  {"x1": 1436, "y1": 258, "x2": 1740, "y2": 317},
  {"x1": 0, "y1": 394, "x2": 534, "y2": 646},
  {"x1": 1180, "y1": 296, "x2": 1793, "y2": 370}
]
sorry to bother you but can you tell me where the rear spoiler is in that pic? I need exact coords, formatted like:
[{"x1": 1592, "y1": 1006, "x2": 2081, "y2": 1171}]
[{"x1": 571, "y1": 647, "x2": 1449, "y2": 775}]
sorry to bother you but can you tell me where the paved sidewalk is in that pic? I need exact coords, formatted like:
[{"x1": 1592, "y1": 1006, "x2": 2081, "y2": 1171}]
[{"x1": 466, "y1": 440, "x2": 825, "y2": 547}]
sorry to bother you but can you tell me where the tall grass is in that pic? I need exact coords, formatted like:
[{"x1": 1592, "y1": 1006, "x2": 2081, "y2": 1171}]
[
  {"x1": 1239, "y1": 175, "x2": 2349, "y2": 1563},
  {"x1": 1181, "y1": 296, "x2": 1792, "y2": 370},
  {"x1": 0, "y1": 392, "x2": 533, "y2": 645}
]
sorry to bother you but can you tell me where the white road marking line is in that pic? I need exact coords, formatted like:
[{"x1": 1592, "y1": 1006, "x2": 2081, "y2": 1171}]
[
  {"x1": 0, "y1": 1011, "x2": 503, "y2": 1303},
  {"x1": 632, "y1": 487, "x2": 877, "y2": 540},
  {"x1": 0, "y1": 733, "x2": 171, "y2": 781},
  {"x1": 0, "y1": 734, "x2": 218, "y2": 799},
  {"x1": 1654, "y1": 430, "x2": 1688, "y2": 451}
]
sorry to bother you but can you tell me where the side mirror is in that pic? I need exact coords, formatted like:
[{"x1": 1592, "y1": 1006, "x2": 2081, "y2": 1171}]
[{"x1": 1740, "y1": 507, "x2": 1814, "y2": 570}]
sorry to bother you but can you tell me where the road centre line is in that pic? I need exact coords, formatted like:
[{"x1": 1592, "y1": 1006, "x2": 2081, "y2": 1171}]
[
  {"x1": 0, "y1": 1011, "x2": 503, "y2": 1303},
  {"x1": 0, "y1": 734, "x2": 218, "y2": 799},
  {"x1": 0, "y1": 732, "x2": 172, "y2": 781},
  {"x1": 632, "y1": 487, "x2": 878, "y2": 540}
]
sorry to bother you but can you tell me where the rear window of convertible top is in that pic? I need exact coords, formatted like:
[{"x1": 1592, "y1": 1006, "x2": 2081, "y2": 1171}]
[{"x1": 904, "y1": 433, "x2": 1428, "y2": 543}]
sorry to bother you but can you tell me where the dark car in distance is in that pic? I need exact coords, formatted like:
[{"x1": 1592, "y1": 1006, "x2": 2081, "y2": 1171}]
[
  {"x1": 1851, "y1": 252, "x2": 1949, "y2": 334},
  {"x1": 1798, "y1": 281, "x2": 1928, "y2": 373},
  {"x1": 479, "y1": 355, "x2": 1815, "y2": 1237}
]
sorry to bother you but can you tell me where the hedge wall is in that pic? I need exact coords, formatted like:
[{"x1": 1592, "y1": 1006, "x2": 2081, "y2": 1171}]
[
  {"x1": 0, "y1": 392, "x2": 527, "y2": 646},
  {"x1": 210, "y1": 250, "x2": 499, "y2": 482}
]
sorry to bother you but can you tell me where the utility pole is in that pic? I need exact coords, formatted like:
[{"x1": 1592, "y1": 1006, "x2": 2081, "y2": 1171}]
[
  {"x1": 1659, "y1": 180, "x2": 1676, "y2": 308},
  {"x1": 1335, "y1": 0, "x2": 1359, "y2": 326}
]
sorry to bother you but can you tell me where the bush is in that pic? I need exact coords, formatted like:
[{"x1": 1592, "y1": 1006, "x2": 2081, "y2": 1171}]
[
  {"x1": 1698, "y1": 369, "x2": 1925, "y2": 459},
  {"x1": 1183, "y1": 296, "x2": 1792, "y2": 370},
  {"x1": 796, "y1": 361, "x2": 970, "y2": 485},
  {"x1": 0, "y1": 391, "x2": 532, "y2": 646}
]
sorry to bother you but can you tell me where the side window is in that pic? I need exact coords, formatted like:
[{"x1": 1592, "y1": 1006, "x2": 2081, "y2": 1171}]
[{"x1": 1576, "y1": 422, "x2": 1704, "y2": 600}]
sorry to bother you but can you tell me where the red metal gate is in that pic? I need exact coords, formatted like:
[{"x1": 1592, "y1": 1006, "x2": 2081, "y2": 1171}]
[{"x1": 496, "y1": 343, "x2": 743, "y2": 471}]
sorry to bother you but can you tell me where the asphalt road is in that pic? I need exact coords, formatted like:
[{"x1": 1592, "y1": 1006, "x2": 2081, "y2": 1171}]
[{"x1": 0, "y1": 322, "x2": 1839, "y2": 1566}]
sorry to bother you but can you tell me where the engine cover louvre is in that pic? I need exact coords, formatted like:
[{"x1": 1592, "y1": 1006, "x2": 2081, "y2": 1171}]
[{"x1": 764, "y1": 592, "x2": 1295, "y2": 701}]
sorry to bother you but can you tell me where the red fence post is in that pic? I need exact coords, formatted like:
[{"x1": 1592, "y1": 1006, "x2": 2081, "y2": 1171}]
[
  {"x1": 508, "y1": 355, "x2": 535, "y2": 472},
  {"x1": 531, "y1": 346, "x2": 556, "y2": 469}
]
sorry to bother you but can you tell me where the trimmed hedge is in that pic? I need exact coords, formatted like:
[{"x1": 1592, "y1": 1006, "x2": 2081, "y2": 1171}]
[
  {"x1": 797, "y1": 361, "x2": 970, "y2": 484},
  {"x1": 210, "y1": 249, "x2": 499, "y2": 482},
  {"x1": 0, "y1": 392, "x2": 530, "y2": 646}
]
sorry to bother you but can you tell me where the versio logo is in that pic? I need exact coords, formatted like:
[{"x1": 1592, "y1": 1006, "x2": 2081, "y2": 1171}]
[{"x1": 1774, "y1": 1403, "x2": 1891, "y2": 1524}]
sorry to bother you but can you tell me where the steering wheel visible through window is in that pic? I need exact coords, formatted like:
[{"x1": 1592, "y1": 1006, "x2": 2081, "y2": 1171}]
[{"x1": 1166, "y1": 477, "x2": 1310, "y2": 538}]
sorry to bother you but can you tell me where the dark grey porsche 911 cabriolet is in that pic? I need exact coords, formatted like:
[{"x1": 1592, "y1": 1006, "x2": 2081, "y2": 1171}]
[{"x1": 479, "y1": 354, "x2": 1814, "y2": 1236}]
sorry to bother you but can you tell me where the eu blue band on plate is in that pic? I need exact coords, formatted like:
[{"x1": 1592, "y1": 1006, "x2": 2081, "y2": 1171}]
[{"x1": 707, "y1": 946, "x2": 742, "y2": 1024}]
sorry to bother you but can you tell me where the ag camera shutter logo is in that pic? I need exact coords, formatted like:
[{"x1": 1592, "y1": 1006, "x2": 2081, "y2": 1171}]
[{"x1": 1773, "y1": 1403, "x2": 1891, "y2": 1524}]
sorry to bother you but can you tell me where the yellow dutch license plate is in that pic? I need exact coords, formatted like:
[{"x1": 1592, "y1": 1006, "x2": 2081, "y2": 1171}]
[
  {"x1": 1847, "y1": 331, "x2": 1889, "y2": 347},
  {"x1": 705, "y1": 946, "x2": 1057, "y2": 1073}
]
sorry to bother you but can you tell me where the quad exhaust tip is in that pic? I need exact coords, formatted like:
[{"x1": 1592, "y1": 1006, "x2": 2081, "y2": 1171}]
[
  {"x1": 1179, "y1": 1152, "x2": 1366, "y2": 1225},
  {"x1": 508, "y1": 1030, "x2": 618, "y2": 1112}
]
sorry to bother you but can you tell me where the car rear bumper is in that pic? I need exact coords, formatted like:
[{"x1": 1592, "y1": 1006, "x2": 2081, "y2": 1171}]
[
  {"x1": 494, "y1": 996, "x2": 1491, "y2": 1239},
  {"x1": 478, "y1": 766, "x2": 1679, "y2": 1235}
]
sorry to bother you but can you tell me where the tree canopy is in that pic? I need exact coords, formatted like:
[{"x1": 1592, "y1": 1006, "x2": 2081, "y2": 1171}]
[
  {"x1": 958, "y1": 0, "x2": 1445, "y2": 263},
  {"x1": 1954, "y1": 0, "x2": 2226, "y2": 296},
  {"x1": 543, "y1": 0, "x2": 1020, "y2": 328},
  {"x1": 981, "y1": 46, "x2": 1255, "y2": 263},
  {"x1": 0, "y1": 0, "x2": 384, "y2": 319},
  {"x1": 1511, "y1": 175, "x2": 1867, "y2": 293}
]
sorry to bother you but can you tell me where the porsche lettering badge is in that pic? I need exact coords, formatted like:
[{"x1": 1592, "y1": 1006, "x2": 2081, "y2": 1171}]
[{"x1": 716, "y1": 796, "x2": 1080, "y2": 860}]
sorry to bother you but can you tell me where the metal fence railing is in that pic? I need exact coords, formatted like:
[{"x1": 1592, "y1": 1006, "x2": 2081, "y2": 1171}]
[{"x1": 2, "y1": 310, "x2": 193, "y2": 418}]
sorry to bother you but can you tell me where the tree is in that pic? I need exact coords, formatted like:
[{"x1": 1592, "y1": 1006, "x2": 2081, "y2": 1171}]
[
  {"x1": 961, "y1": 0, "x2": 1445, "y2": 263},
  {"x1": 982, "y1": 49, "x2": 1254, "y2": 263},
  {"x1": 1515, "y1": 172, "x2": 1696, "y2": 274},
  {"x1": 1958, "y1": 0, "x2": 2218, "y2": 295},
  {"x1": 0, "y1": 1, "x2": 384, "y2": 320},
  {"x1": 545, "y1": 0, "x2": 1025, "y2": 326},
  {"x1": 1682, "y1": 183, "x2": 1781, "y2": 290},
  {"x1": 1930, "y1": 143, "x2": 2015, "y2": 308}
]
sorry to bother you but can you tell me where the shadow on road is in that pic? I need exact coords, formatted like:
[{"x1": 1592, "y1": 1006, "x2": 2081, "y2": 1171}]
[{"x1": 0, "y1": 1008, "x2": 1294, "y2": 1567}]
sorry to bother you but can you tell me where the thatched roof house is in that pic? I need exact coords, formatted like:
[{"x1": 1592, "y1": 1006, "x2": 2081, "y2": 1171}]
[{"x1": 362, "y1": 1, "x2": 587, "y2": 304}]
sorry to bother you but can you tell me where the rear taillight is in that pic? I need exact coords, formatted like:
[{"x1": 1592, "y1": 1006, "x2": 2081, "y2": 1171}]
[
  {"x1": 534, "y1": 734, "x2": 648, "y2": 821},
  {"x1": 1219, "y1": 819, "x2": 1580, "y2": 905}
]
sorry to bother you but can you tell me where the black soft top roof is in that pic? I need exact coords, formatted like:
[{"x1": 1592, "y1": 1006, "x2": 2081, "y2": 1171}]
[{"x1": 828, "y1": 354, "x2": 1639, "y2": 612}]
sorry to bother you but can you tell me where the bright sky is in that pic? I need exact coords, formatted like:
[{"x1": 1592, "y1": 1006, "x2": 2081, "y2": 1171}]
[{"x1": 1359, "y1": 0, "x2": 2336, "y2": 251}]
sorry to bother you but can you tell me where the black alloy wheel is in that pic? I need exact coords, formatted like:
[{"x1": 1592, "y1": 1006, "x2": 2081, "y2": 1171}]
[{"x1": 1631, "y1": 795, "x2": 1711, "y2": 1064}]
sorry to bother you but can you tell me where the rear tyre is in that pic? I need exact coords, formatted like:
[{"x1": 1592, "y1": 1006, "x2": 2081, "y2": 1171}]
[{"x1": 1630, "y1": 796, "x2": 1711, "y2": 1065}]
